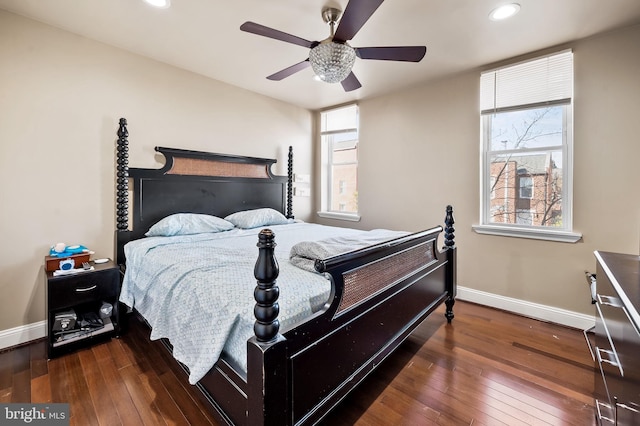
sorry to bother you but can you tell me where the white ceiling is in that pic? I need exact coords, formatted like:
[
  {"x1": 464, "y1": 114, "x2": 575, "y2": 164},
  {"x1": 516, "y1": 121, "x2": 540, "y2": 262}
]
[{"x1": 2, "y1": 0, "x2": 640, "y2": 110}]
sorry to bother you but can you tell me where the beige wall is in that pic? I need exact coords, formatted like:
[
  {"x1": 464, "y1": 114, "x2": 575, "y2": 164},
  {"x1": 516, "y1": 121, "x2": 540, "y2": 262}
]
[
  {"x1": 0, "y1": 10, "x2": 313, "y2": 333},
  {"x1": 318, "y1": 24, "x2": 640, "y2": 316}
]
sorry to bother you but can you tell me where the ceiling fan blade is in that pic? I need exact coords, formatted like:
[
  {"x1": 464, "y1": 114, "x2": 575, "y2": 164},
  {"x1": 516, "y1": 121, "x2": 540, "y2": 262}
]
[
  {"x1": 355, "y1": 46, "x2": 427, "y2": 62},
  {"x1": 333, "y1": 0, "x2": 384, "y2": 42},
  {"x1": 240, "y1": 22, "x2": 316, "y2": 49},
  {"x1": 341, "y1": 72, "x2": 362, "y2": 92},
  {"x1": 267, "y1": 60, "x2": 311, "y2": 81}
]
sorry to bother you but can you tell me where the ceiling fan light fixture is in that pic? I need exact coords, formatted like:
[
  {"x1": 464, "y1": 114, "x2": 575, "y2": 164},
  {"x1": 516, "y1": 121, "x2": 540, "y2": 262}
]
[
  {"x1": 489, "y1": 3, "x2": 520, "y2": 21},
  {"x1": 309, "y1": 42, "x2": 356, "y2": 84}
]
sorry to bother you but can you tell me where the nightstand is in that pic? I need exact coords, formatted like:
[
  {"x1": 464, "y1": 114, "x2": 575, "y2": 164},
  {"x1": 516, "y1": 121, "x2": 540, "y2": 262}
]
[{"x1": 46, "y1": 260, "x2": 121, "y2": 358}]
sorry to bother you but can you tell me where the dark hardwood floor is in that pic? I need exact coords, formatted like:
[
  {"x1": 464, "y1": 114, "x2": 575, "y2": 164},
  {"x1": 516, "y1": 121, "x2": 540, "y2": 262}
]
[{"x1": 0, "y1": 301, "x2": 596, "y2": 425}]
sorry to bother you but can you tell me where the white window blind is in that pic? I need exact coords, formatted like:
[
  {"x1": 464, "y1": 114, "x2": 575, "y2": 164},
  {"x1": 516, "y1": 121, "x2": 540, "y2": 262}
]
[{"x1": 481, "y1": 50, "x2": 573, "y2": 114}]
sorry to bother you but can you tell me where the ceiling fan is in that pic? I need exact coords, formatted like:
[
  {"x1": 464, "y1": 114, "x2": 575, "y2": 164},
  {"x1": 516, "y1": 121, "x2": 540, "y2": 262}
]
[{"x1": 240, "y1": 0, "x2": 427, "y2": 92}]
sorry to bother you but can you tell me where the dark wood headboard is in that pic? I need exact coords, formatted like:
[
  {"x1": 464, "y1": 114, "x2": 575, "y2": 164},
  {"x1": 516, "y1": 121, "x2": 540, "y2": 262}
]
[{"x1": 114, "y1": 118, "x2": 294, "y2": 266}]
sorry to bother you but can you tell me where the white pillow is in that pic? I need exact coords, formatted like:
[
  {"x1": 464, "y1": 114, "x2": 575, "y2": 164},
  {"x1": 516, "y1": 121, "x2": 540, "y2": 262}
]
[
  {"x1": 146, "y1": 213, "x2": 234, "y2": 237},
  {"x1": 224, "y1": 208, "x2": 289, "y2": 229}
]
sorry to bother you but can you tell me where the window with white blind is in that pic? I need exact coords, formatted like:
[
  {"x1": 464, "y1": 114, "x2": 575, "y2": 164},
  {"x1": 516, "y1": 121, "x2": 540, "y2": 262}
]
[
  {"x1": 318, "y1": 104, "x2": 360, "y2": 221},
  {"x1": 473, "y1": 50, "x2": 581, "y2": 242}
]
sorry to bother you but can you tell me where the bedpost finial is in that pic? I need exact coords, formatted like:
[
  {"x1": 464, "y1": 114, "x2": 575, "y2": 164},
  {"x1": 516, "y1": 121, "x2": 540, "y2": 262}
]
[
  {"x1": 254, "y1": 229, "x2": 280, "y2": 342},
  {"x1": 256, "y1": 228, "x2": 276, "y2": 250},
  {"x1": 444, "y1": 205, "x2": 455, "y2": 249},
  {"x1": 117, "y1": 118, "x2": 128, "y2": 138}
]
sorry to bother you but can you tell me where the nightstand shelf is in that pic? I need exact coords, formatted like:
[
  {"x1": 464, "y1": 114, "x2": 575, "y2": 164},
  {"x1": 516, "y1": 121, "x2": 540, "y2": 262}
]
[
  {"x1": 52, "y1": 317, "x2": 114, "y2": 348},
  {"x1": 46, "y1": 260, "x2": 121, "y2": 358}
]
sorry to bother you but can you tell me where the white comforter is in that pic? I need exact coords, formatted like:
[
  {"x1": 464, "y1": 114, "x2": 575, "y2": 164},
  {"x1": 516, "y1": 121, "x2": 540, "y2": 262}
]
[{"x1": 119, "y1": 222, "x2": 404, "y2": 384}]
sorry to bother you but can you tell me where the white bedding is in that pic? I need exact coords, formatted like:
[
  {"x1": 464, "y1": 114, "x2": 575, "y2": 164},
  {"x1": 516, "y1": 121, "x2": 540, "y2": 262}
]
[
  {"x1": 290, "y1": 229, "x2": 408, "y2": 272},
  {"x1": 119, "y1": 222, "x2": 404, "y2": 384}
]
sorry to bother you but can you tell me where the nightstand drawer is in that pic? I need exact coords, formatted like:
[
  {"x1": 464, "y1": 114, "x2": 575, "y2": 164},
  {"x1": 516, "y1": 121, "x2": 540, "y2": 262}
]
[{"x1": 48, "y1": 268, "x2": 119, "y2": 311}]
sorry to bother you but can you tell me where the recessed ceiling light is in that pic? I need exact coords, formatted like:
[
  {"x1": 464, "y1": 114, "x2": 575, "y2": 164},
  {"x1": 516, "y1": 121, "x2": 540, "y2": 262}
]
[
  {"x1": 143, "y1": 0, "x2": 170, "y2": 9},
  {"x1": 489, "y1": 3, "x2": 520, "y2": 21}
]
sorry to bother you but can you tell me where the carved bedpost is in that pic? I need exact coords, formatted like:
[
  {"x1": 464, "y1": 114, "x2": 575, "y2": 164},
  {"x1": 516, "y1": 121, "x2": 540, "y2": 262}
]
[
  {"x1": 253, "y1": 229, "x2": 280, "y2": 342},
  {"x1": 247, "y1": 229, "x2": 287, "y2": 425},
  {"x1": 114, "y1": 118, "x2": 131, "y2": 267},
  {"x1": 116, "y1": 118, "x2": 129, "y2": 232},
  {"x1": 286, "y1": 146, "x2": 294, "y2": 219},
  {"x1": 443, "y1": 205, "x2": 456, "y2": 323}
]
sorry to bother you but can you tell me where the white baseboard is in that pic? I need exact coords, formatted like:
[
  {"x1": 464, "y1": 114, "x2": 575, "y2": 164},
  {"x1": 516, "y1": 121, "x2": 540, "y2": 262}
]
[
  {"x1": 0, "y1": 321, "x2": 46, "y2": 351},
  {"x1": 457, "y1": 286, "x2": 595, "y2": 330}
]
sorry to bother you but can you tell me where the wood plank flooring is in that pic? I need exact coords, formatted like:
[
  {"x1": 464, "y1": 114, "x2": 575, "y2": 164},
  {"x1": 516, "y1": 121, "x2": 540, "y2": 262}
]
[{"x1": 0, "y1": 301, "x2": 596, "y2": 425}]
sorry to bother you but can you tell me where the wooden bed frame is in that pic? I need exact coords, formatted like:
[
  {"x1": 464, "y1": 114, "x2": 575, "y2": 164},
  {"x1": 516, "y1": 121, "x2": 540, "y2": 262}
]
[{"x1": 114, "y1": 118, "x2": 457, "y2": 425}]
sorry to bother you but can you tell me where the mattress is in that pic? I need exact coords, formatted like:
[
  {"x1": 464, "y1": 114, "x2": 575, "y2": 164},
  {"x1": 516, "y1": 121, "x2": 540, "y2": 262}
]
[{"x1": 119, "y1": 222, "x2": 403, "y2": 384}]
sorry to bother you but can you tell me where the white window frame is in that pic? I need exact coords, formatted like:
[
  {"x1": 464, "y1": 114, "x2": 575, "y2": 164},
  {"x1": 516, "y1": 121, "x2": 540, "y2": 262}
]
[
  {"x1": 473, "y1": 50, "x2": 582, "y2": 243},
  {"x1": 317, "y1": 103, "x2": 360, "y2": 222}
]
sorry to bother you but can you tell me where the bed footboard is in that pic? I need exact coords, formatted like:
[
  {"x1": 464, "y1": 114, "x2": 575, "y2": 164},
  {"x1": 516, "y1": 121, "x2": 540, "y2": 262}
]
[{"x1": 247, "y1": 206, "x2": 457, "y2": 426}]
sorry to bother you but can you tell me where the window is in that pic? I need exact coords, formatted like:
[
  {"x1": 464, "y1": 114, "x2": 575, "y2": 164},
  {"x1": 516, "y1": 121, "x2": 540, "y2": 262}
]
[
  {"x1": 490, "y1": 176, "x2": 497, "y2": 199},
  {"x1": 318, "y1": 104, "x2": 359, "y2": 220},
  {"x1": 519, "y1": 176, "x2": 533, "y2": 199},
  {"x1": 339, "y1": 180, "x2": 346, "y2": 195},
  {"x1": 474, "y1": 50, "x2": 581, "y2": 242},
  {"x1": 516, "y1": 209, "x2": 534, "y2": 225}
]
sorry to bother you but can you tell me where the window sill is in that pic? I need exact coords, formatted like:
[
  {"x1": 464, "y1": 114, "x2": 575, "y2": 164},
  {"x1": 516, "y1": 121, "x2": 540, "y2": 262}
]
[
  {"x1": 472, "y1": 224, "x2": 582, "y2": 243},
  {"x1": 317, "y1": 211, "x2": 361, "y2": 222}
]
